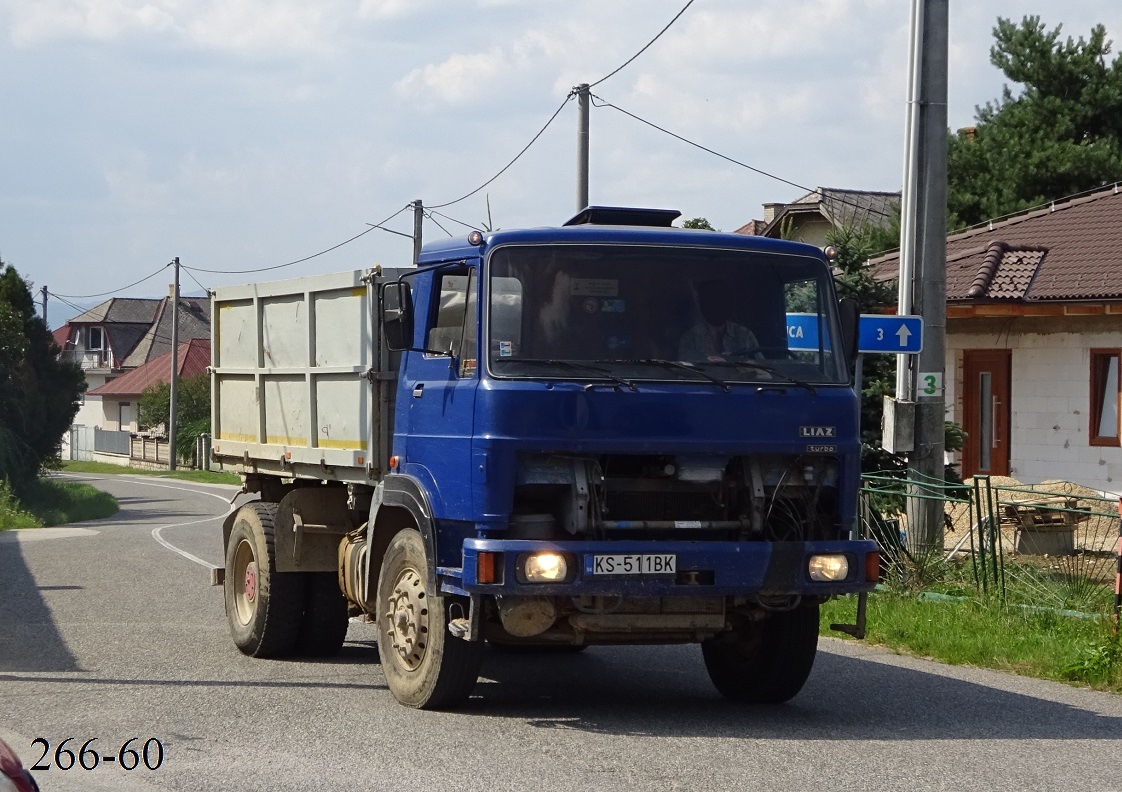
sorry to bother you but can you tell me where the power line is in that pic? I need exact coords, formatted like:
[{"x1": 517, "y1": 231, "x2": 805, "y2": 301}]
[
  {"x1": 184, "y1": 205, "x2": 412, "y2": 275},
  {"x1": 182, "y1": 266, "x2": 210, "y2": 295},
  {"x1": 428, "y1": 209, "x2": 482, "y2": 233},
  {"x1": 588, "y1": 0, "x2": 696, "y2": 89},
  {"x1": 589, "y1": 93, "x2": 895, "y2": 223},
  {"x1": 423, "y1": 211, "x2": 454, "y2": 238},
  {"x1": 52, "y1": 263, "x2": 170, "y2": 299},
  {"x1": 429, "y1": 94, "x2": 573, "y2": 210}
]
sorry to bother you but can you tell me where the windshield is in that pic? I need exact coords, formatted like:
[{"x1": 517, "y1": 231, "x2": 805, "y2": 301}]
[{"x1": 486, "y1": 243, "x2": 847, "y2": 386}]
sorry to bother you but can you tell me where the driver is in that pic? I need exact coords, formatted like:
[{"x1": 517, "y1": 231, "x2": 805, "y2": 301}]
[{"x1": 678, "y1": 279, "x2": 759, "y2": 362}]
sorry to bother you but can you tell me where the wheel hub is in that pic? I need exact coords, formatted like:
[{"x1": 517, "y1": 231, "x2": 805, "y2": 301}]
[
  {"x1": 384, "y1": 568, "x2": 429, "y2": 670},
  {"x1": 231, "y1": 539, "x2": 258, "y2": 626},
  {"x1": 244, "y1": 562, "x2": 257, "y2": 602}
]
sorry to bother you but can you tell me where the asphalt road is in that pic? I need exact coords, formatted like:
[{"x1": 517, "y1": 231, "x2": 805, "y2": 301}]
[{"x1": 3, "y1": 473, "x2": 1122, "y2": 792}]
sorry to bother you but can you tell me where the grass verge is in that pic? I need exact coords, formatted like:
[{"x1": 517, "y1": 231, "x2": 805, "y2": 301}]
[
  {"x1": 1, "y1": 478, "x2": 119, "y2": 529},
  {"x1": 61, "y1": 460, "x2": 240, "y2": 486},
  {"x1": 822, "y1": 591, "x2": 1122, "y2": 692}
]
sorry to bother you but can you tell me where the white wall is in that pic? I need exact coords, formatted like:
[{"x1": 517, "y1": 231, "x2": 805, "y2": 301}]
[{"x1": 947, "y1": 316, "x2": 1122, "y2": 495}]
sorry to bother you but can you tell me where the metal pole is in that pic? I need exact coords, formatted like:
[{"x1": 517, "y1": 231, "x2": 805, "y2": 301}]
[
  {"x1": 412, "y1": 199, "x2": 424, "y2": 265},
  {"x1": 906, "y1": 0, "x2": 948, "y2": 552},
  {"x1": 40, "y1": 285, "x2": 48, "y2": 326},
  {"x1": 169, "y1": 258, "x2": 180, "y2": 471},
  {"x1": 896, "y1": 0, "x2": 923, "y2": 402},
  {"x1": 577, "y1": 83, "x2": 590, "y2": 211}
]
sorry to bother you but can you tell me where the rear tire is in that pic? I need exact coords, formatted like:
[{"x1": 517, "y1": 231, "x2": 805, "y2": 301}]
[
  {"x1": 295, "y1": 573, "x2": 350, "y2": 657},
  {"x1": 701, "y1": 603, "x2": 819, "y2": 703},
  {"x1": 376, "y1": 529, "x2": 481, "y2": 709},
  {"x1": 224, "y1": 502, "x2": 306, "y2": 658}
]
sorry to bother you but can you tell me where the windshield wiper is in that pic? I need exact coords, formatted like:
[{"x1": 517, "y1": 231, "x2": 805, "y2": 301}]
[
  {"x1": 701, "y1": 359, "x2": 818, "y2": 394},
  {"x1": 612, "y1": 358, "x2": 731, "y2": 392},
  {"x1": 509, "y1": 358, "x2": 638, "y2": 392}
]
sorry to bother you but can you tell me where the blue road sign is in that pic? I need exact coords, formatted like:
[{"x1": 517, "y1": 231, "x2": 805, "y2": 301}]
[
  {"x1": 858, "y1": 314, "x2": 922, "y2": 354},
  {"x1": 785, "y1": 313, "x2": 824, "y2": 351}
]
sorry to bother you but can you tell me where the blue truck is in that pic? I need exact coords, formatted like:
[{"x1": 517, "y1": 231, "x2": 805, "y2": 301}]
[{"x1": 210, "y1": 206, "x2": 878, "y2": 709}]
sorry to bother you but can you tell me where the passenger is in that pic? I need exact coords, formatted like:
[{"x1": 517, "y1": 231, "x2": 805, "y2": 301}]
[{"x1": 678, "y1": 279, "x2": 759, "y2": 362}]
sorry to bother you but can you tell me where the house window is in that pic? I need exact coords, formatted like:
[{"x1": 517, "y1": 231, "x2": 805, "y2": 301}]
[
  {"x1": 88, "y1": 326, "x2": 104, "y2": 350},
  {"x1": 1090, "y1": 349, "x2": 1120, "y2": 446}
]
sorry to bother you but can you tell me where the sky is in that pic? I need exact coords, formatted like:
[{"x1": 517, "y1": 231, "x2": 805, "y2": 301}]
[{"x1": 1, "y1": 0, "x2": 1119, "y2": 328}]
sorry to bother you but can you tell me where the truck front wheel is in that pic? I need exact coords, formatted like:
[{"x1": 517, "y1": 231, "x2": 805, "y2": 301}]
[
  {"x1": 224, "y1": 502, "x2": 306, "y2": 657},
  {"x1": 701, "y1": 603, "x2": 819, "y2": 703},
  {"x1": 375, "y1": 529, "x2": 481, "y2": 709}
]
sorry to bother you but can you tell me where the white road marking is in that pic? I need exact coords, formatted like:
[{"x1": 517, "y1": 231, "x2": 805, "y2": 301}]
[
  {"x1": 62, "y1": 474, "x2": 241, "y2": 570},
  {"x1": 0, "y1": 527, "x2": 100, "y2": 544}
]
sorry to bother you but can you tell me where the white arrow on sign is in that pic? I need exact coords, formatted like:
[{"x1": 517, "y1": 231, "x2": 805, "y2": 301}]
[{"x1": 895, "y1": 324, "x2": 912, "y2": 347}]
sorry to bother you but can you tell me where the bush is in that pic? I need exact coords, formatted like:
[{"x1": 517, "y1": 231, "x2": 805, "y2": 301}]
[{"x1": 0, "y1": 480, "x2": 40, "y2": 529}]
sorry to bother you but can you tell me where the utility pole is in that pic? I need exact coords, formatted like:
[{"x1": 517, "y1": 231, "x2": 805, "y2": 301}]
[
  {"x1": 40, "y1": 285, "x2": 47, "y2": 326},
  {"x1": 890, "y1": 0, "x2": 948, "y2": 552},
  {"x1": 169, "y1": 258, "x2": 180, "y2": 471},
  {"x1": 576, "y1": 83, "x2": 590, "y2": 211},
  {"x1": 412, "y1": 199, "x2": 424, "y2": 265}
]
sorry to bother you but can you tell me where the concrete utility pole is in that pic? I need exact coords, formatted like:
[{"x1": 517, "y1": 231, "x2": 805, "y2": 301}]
[
  {"x1": 576, "y1": 83, "x2": 590, "y2": 211},
  {"x1": 898, "y1": 0, "x2": 949, "y2": 552},
  {"x1": 412, "y1": 199, "x2": 424, "y2": 265},
  {"x1": 40, "y1": 286, "x2": 47, "y2": 326},
  {"x1": 169, "y1": 258, "x2": 180, "y2": 471}
]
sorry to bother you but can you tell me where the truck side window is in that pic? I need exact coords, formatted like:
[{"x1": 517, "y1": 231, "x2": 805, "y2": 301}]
[{"x1": 426, "y1": 271, "x2": 475, "y2": 362}]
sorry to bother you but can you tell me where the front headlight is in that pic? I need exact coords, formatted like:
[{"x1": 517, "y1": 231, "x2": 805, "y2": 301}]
[
  {"x1": 808, "y1": 553, "x2": 849, "y2": 582},
  {"x1": 522, "y1": 553, "x2": 568, "y2": 583}
]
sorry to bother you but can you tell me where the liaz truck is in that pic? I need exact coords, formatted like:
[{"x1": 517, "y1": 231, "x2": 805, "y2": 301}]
[{"x1": 210, "y1": 206, "x2": 878, "y2": 709}]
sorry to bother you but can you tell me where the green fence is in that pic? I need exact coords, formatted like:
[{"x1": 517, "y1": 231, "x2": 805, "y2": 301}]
[{"x1": 858, "y1": 472, "x2": 1121, "y2": 614}]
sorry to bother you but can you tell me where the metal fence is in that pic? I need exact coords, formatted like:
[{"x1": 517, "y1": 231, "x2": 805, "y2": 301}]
[{"x1": 859, "y1": 472, "x2": 1121, "y2": 613}]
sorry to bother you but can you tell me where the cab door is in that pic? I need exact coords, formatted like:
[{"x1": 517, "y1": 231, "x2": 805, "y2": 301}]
[{"x1": 397, "y1": 267, "x2": 480, "y2": 520}]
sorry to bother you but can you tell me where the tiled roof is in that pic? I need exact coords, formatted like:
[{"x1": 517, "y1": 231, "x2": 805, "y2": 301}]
[
  {"x1": 121, "y1": 296, "x2": 210, "y2": 367},
  {"x1": 69, "y1": 298, "x2": 161, "y2": 325},
  {"x1": 88, "y1": 338, "x2": 210, "y2": 398},
  {"x1": 868, "y1": 186, "x2": 1122, "y2": 301},
  {"x1": 762, "y1": 187, "x2": 899, "y2": 237},
  {"x1": 733, "y1": 219, "x2": 767, "y2": 236},
  {"x1": 52, "y1": 324, "x2": 70, "y2": 350}
]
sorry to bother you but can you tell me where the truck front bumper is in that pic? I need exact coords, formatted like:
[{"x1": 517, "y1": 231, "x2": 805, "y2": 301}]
[{"x1": 451, "y1": 538, "x2": 879, "y2": 598}]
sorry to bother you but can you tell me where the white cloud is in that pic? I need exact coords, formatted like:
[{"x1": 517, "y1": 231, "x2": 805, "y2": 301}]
[{"x1": 393, "y1": 47, "x2": 511, "y2": 105}]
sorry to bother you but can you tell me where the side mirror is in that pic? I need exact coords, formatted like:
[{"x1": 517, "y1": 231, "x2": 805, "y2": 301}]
[
  {"x1": 837, "y1": 297, "x2": 860, "y2": 376},
  {"x1": 381, "y1": 281, "x2": 414, "y2": 352}
]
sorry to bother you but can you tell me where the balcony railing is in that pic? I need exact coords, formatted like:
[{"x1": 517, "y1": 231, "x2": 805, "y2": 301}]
[{"x1": 61, "y1": 349, "x2": 111, "y2": 370}]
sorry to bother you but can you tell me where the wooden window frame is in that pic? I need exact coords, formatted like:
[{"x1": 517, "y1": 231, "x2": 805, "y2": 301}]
[{"x1": 1089, "y1": 348, "x2": 1121, "y2": 447}]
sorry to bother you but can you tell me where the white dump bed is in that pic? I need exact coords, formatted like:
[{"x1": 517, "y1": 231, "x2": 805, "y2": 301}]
[{"x1": 211, "y1": 268, "x2": 401, "y2": 483}]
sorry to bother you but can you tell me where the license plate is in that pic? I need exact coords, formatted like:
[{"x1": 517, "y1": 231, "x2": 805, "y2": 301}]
[{"x1": 585, "y1": 554, "x2": 677, "y2": 576}]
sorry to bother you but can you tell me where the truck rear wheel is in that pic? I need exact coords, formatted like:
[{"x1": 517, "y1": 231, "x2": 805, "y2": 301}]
[
  {"x1": 224, "y1": 502, "x2": 306, "y2": 658},
  {"x1": 295, "y1": 573, "x2": 350, "y2": 657},
  {"x1": 701, "y1": 603, "x2": 819, "y2": 703},
  {"x1": 375, "y1": 529, "x2": 481, "y2": 709}
]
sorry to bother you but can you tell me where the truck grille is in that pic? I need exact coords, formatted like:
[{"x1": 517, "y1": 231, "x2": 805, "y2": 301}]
[{"x1": 604, "y1": 490, "x2": 724, "y2": 522}]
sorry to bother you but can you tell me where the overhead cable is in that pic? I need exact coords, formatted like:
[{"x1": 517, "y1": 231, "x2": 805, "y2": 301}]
[
  {"x1": 590, "y1": 94, "x2": 895, "y2": 223},
  {"x1": 428, "y1": 95, "x2": 573, "y2": 210},
  {"x1": 52, "y1": 263, "x2": 170, "y2": 299},
  {"x1": 588, "y1": 0, "x2": 697, "y2": 89},
  {"x1": 183, "y1": 204, "x2": 412, "y2": 275}
]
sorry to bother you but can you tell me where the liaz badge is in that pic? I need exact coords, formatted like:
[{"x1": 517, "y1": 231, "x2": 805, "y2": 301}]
[{"x1": 799, "y1": 426, "x2": 836, "y2": 438}]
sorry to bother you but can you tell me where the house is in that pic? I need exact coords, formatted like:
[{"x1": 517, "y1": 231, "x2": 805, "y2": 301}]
[
  {"x1": 54, "y1": 286, "x2": 210, "y2": 458},
  {"x1": 737, "y1": 188, "x2": 900, "y2": 246},
  {"x1": 868, "y1": 186, "x2": 1122, "y2": 494},
  {"x1": 85, "y1": 338, "x2": 211, "y2": 434}
]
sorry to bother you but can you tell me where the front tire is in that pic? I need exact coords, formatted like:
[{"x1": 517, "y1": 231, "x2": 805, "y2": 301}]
[
  {"x1": 375, "y1": 529, "x2": 481, "y2": 709},
  {"x1": 701, "y1": 603, "x2": 819, "y2": 703},
  {"x1": 224, "y1": 502, "x2": 306, "y2": 658}
]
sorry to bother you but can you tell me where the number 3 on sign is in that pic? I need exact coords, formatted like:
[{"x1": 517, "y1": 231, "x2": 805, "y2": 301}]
[{"x1": 919, "y1": 372, "x2": 943, "y2": 398}]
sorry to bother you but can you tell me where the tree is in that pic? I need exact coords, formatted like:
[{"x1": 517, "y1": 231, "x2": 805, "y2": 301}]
[
  {"x1": 948, "y1": 16, "x2": 1122, "y2": 229},
  {"x1": 682, "y1": 217, "x2": 717, "y2": 230},
  {"x1": 0, "y1": 260, "x2": 85, "y2": 497},
  {"x1": 139, "y1": 373, "x2": 211, "y2": 463}
]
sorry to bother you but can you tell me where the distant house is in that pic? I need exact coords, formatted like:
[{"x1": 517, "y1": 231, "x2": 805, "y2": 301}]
[
  {"x1": 86, "y1": 338, "x2": 211, "y2": 434},
  {"x1": 737, "y1": 188, "x2": 900, "y2": 247},
  {"x1": 54, "y1": 286, "x2": 210, "y2": 457},
  {"x1": 869, "y1": 186, "x2": 1122, "y2": 493}
]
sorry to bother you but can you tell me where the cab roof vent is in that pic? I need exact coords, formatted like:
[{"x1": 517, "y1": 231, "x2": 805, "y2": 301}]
[{"x1": 563, "y1": 206, "x2": 682, "y2": 227}]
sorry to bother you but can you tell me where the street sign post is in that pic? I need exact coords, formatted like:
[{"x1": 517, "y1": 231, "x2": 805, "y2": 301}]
[
  {"x1": 784, "y1": 313, "x2": 923, "y2": 355},
  {"x1": 857, "y1": 314, "x2": 922, "y2": 354}
]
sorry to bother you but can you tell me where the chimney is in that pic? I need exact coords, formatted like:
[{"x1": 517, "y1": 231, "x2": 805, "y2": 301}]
[{"x1": 763, "y1": 202, "x2": 785, "y2": 224}]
